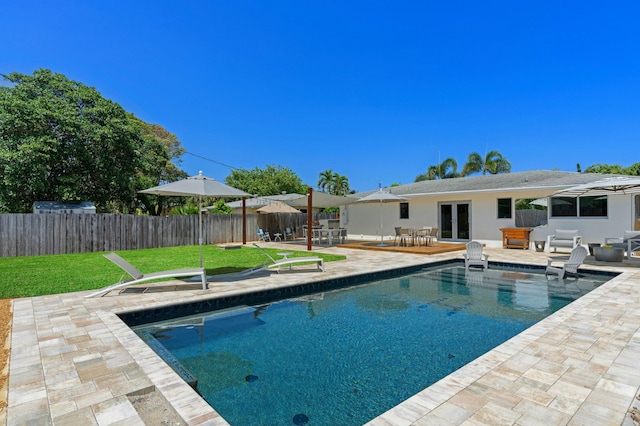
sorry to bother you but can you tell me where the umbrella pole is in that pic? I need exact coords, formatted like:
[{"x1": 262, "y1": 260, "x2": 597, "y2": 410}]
[
  {"x1": 377, "y1": 200, "x2": 387, "y2": 247},
  {"x1": 199, "y1": 197, "x2": 203, "y2": 268}
]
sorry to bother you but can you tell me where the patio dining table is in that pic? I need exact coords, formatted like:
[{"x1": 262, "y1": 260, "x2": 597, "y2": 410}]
[
  {"x1": 314, "y1": 228, "x2": 345, "y2": 245},
  {"x1": 400, "y1": 228, "x2": 434, "y2": 247}
]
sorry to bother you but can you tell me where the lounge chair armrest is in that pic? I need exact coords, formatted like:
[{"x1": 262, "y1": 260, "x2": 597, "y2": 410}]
[{"x1": 604, "y1": 237, "x2": 623, "y2": 244}]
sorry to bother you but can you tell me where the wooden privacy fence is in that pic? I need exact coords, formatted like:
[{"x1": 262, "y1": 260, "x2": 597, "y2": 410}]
[
  {"x1": 0, "y1": 212, "x2": 337, "y2": 257},
  {"x1": 0, "y1": 213, "x2": 258, "y2": 258}
]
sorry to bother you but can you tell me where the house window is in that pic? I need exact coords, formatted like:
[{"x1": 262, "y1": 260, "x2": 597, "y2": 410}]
[
  {"x1": 579, "y1": 196, "x2": 607, "y2": 217},
  {"x1": 399, "y1": 202, "x2": 409, "y2": 219},
  {"x1": 551, "y1": 197, "x2": 577, "y2": 217},
  {"x1": 497, "y1": 198, "x2": 512, "y2": 219},
  {"x1": 550, "y1": 196, "x2": 607, "y2": 217}
]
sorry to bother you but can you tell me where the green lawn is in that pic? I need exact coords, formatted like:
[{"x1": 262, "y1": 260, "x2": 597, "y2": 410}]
[{"x1": 0, "y1": 245, "x2": 346, "y2": 299}]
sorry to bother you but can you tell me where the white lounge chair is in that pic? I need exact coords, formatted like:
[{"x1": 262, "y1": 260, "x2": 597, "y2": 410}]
[
  {"x1": 604, "y1": 230, "x2": 640, "y2": 259},
  {"x1": 463, "y1": 241, "x2": 489, "y2": 270},
  {"x1": 545, "y1": 245, "x2": 588, "y2": 278},
  {"x1": 86, "y1": 253, "x2": 207, "y2": 297},
  {"x1": 252, "y1": 243, "x2": 324, "y2": 273}
]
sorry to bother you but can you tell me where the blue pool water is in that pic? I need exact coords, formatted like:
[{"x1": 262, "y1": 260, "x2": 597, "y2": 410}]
[{"x1": 131, "y1": 263, "x2": 611, "y2": 426}]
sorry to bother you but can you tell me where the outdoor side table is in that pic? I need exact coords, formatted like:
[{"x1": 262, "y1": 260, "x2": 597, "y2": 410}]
[
  {"x1": 593, "y1": 246, "x2": 624, "y2": 262},
  {"x1": 273, "y1": 233, "x2": 282, "y2": 242},
  {"x1": 534, "y1": 241, "x2": 546, "y2": 252}
]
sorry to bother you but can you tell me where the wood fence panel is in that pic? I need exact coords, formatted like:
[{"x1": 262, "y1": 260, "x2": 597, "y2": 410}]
[{"x1": 0, "y1": 212, "x2": 335, "y2": 257}]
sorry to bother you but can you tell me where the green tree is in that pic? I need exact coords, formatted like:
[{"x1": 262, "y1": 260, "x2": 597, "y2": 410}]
[
  {"x1": 462, "y1": 150, "x2": 511, "y2": 176},
  {"x1": 317, "y1": 169, "x2": 334, "y2": 193},
  {"x1": 0, "y1": 69, "x2": 186, "y2": 214},
  {"x1": 331, "y1": 173, "x2": 353, "y2": 195},
  {"x1": 416, "y1": 158, "x2": 460, "y2": 181},
  {"x1": 208, "y1": 199, "x2": 232, "y2": 214},
  {"x1": 130, "y1": 116, "x2": 187, "y2": 215},
  {"x1": 317, "y1": 169, "x2": 353, "y2": 195},
  {"x1": 225, "y1": 165, "x2": 308, "y2": 196},
  {"x1": 583, "y1": 162, "x2": 640, "y2": 176}
]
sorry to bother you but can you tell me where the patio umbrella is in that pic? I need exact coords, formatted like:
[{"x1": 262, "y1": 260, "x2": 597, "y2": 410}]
[
  {"x1": 140, "y1": 171, "x2": 250, "y2": 267},
  {"x1": 256, "y1": 201, "x2": 301, "y2": 214},
  {"x1": 529, "y1": 198, "x2": 548, "y2": 207},
  {"x1": 357, "y1": 190, "x2": 407, "y2": 246},
  {"x1": 553, "y1": 176, "x2": 640, "y2": 197}
]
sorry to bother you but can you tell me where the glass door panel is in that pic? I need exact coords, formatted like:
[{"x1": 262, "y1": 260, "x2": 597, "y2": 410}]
[{"x1": 439, "y1": 202, "x2": 470, "y2": 241}]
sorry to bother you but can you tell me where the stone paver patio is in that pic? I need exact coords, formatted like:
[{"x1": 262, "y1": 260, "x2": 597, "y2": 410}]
[{"x1": 6, "y1": 243, "x2": 640, "y2": 425}]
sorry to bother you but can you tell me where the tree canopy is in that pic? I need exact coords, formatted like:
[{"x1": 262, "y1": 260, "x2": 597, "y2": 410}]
[
  {"x1": 461, "y1": 150, "x2": 512, "y2": 176},
  {"x1": 0, "y1": 69, "x2": 186, "y2": 213},
  {"x1": 584, "y1": 162, "x2": 640, "y2": 176},
  {"x1": 415, "y1": 150, "x2": 512, "y2": 182},
  {"x1": 317, "y1": 169, "x2": 354, "y2": 195},
  {"x1": 415, "y1": 157, "x2": 460, "y2": 181},
  {"x1": 225, "y1": 164, "x2": 308, "y2": 196}
]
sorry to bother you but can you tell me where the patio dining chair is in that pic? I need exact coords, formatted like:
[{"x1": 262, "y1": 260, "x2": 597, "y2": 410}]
[
  {"x1": 394, "y1": 227, "x2": 403, "y2": 246},
  {"x1": 283, "y1": 227, "x2": 295, "y2": 241},
  {"x1": 257, "y1": 228, "x2": 271, "y2": 242},
  {"x1": 429, "y1": 227, "x2": 439, "y2": 245}
]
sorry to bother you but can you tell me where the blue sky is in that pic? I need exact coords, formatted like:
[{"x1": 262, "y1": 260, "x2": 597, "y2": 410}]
[{"x1": 2, "y1": 1, "x2": 639, "y2": 193}]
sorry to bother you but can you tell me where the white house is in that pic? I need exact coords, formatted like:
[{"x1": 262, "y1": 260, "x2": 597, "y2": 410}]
[{"x1": 344, "y1": 170, "x2": 640, "y2": 249}]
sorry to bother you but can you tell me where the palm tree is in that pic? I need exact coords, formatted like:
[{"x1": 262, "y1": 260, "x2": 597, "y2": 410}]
[
  {"x1": 428, "y1": 158, "x2": 460, "y2": 180},
  {"x1": 415, "y1": 158, "x2": 460, "y2": 181},
  {"x1": 332, "y1": 174, "x2": 351, "y2": 195},
  {"x1": 317, "y1": 169, "x2": 334, "y2": 193},
  {"x1": 462, "y1": 150, "x2": 511, "y2": 176}
]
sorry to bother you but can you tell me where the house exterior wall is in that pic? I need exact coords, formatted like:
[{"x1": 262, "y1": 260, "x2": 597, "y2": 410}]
[{"x1": 342, "y1": 190, "x2": 636, "y2": 248}]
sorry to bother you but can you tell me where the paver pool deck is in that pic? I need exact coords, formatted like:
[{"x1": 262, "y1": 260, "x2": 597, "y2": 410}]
[{"x1": 6, "y1": 243, "x2": 640, "y2": 425}]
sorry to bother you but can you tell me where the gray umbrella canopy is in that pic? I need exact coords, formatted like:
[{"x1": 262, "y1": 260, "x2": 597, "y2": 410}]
[
  {"x1": 553, "y1": 176, "x2": 640, "y2": 197},
  {"x1": 357, "y1": 190, "x2": 408, "y2": 246},
  {"x1": 140, "y1": 171, "x2": 250, "y2": 267},
  {"x1": 140, "y1": 171, "x2": 250, "y2": 198}
]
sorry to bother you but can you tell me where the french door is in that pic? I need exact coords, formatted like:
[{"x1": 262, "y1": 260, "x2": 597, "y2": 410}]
[{"x1": 439, "y1": 202, "x2": 471, "y2": 241}]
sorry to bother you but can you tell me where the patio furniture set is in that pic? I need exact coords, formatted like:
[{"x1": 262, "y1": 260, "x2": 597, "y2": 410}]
[
  {"x1": 302, "y1": 225, "x2": 347, "y2": 245},
  {"x1": 259, "y1": 226, "x2": 348, "y2": 245},
  {"x1": 394, "y1": 227, "x2": 439, "y2": 247},
  {"x1": 547, "y1": 229, "x2": 640, "y2": 262}
]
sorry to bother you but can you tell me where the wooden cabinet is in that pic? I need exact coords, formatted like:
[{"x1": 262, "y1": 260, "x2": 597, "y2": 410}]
[{"x1": 500, "y1": 228, "x2": 532, "y2": 249}]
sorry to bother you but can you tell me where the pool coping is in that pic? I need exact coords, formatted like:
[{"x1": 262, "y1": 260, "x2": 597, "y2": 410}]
[{"x1": 6, "y1": 245, "x2": 640, "y2": 425}]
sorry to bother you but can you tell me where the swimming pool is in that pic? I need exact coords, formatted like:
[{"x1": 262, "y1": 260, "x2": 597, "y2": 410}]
[{"x1": 126, "y1": 261, "x2": 615, "y2": 425}]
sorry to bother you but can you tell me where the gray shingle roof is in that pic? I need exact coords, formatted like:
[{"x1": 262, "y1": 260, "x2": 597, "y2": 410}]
[{"x1": 353, "y1": 170, "x2": 625, "y2": 198}]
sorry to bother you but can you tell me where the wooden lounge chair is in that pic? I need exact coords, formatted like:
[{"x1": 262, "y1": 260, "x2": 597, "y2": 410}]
[
  {"x1": 86, "y1": 253, "x2": 207, "y2": 297},
  {"x1": 252, "y1": 243, "x2": 324, "y2": 273},
  {"x1": 463, "y1": 240, "x2": 489, "y2": 270},
  {"x1": 545, "y1": 245, "x2": 588, "y2": 278}
]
